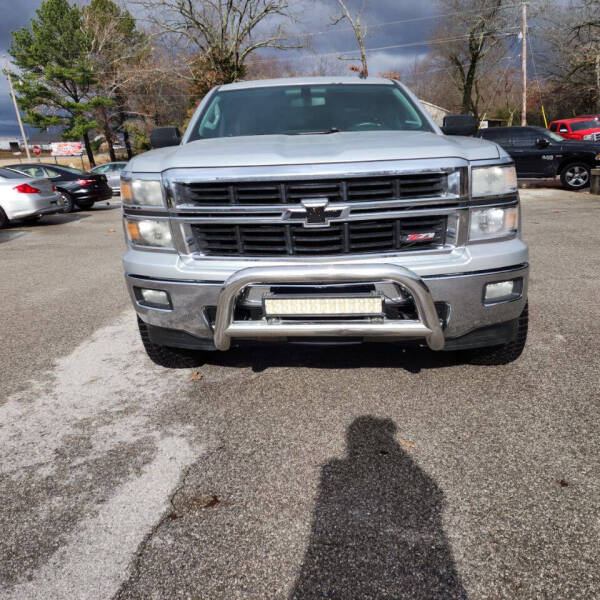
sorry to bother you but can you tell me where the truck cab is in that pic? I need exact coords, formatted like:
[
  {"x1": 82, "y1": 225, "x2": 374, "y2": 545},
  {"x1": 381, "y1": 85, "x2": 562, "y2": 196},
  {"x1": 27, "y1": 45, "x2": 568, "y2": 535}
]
[{"x1": 121, "y1": 77, "x2": 528, "y2": 367}]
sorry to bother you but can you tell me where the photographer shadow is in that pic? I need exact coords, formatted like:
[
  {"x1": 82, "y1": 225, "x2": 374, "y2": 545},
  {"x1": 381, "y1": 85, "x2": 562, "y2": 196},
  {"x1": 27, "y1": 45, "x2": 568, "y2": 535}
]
[{"x1": 290, "y1": 416, "x2": 467, "y2": 600}]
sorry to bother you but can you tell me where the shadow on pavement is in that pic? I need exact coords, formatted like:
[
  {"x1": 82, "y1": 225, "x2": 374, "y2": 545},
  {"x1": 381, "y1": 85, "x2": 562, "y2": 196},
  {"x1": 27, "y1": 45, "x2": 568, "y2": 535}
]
[
  {"x1": 200, "y1": 343, "x2": 465, "y2": 374},
  {"x1": 289, "y1": 416, "x2": 467, "y2": 600}
]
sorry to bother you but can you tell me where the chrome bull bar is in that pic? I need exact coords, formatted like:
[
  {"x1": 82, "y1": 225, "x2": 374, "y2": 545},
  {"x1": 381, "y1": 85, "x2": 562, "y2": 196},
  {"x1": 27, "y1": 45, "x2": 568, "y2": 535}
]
[{"x1": 213, "y1": 264, "x2": 445, "y2": 351}]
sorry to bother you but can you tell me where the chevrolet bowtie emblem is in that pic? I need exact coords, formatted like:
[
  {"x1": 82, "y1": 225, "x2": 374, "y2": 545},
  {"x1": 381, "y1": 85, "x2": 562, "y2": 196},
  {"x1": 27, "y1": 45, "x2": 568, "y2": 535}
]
[{"x1": 283, "y1": 198, "x2": 349, "y2": 228}]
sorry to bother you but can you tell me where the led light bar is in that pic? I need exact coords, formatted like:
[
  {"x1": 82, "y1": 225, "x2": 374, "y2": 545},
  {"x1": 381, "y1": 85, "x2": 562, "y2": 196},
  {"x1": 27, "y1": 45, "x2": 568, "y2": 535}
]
[{"x1": 263, "y1": 295, "x2": 384, "y2": 317}]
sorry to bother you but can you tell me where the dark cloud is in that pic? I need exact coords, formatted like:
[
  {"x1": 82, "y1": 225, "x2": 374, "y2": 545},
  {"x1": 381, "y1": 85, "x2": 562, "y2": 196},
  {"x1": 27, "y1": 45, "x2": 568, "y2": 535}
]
[{"x1": 0, "y1": 0, "x2": 440, "y2": 136}]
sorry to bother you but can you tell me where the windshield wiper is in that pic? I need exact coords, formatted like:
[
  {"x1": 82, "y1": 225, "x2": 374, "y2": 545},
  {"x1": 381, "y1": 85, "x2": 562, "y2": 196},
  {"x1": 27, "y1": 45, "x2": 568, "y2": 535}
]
[{"x1": 296, "y1": 127, "x2": 340, "y2": 135}]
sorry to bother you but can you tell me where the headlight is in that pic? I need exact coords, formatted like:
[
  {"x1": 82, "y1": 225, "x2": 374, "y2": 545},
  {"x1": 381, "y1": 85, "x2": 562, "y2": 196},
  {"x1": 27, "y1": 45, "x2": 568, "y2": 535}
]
[
  {"x1": 125, "y1": 218, "x2": 173, "y2": 248},
  {"x1": 584, "y1": 134, "x2": 593, "y2": 140},
  {"x1": 470, "y1": 206, "x2": 519, "y2": 240},
  {"x1": 472, "y1": 165, "x2": 517, "y2": 197},
  {"x1": 121, "y1": 178, "x2": 164, "y2": 206}
]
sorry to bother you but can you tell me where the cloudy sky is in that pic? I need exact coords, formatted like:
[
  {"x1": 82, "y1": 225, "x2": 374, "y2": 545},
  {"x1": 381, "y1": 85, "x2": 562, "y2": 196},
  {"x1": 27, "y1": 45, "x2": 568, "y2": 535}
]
[{"x1": 0, "y1": 0, "x2": 441, "y2": 137}]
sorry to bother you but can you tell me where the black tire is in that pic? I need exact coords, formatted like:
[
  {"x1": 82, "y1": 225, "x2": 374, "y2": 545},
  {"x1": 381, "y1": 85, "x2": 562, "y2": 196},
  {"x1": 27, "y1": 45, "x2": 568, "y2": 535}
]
[
  {"x1": 60, "y1": 192, "x2": 75, "y2": 213},
  {"x1": 467, "y1": 303, "x2": 529, "y2": 366},
  {"x1": 137, "y1": 317, "x2": 204, "y2": 368},
  {"x1": 560, "y1": 162, "x2": 591, "y2": 190},
  {"x1": 0, "y1": 207, "x2": 8, "y2": 229},
  {"x1": 76, "y1": 199, "x2": 95, "y2": 210}
]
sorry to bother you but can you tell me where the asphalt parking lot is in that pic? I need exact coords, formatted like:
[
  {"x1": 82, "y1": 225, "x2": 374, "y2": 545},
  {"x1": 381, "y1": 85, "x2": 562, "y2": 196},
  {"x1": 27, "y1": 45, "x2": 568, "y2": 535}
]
[{"x1": 1, "y1": 188, "x2": 599, "y2": 599}]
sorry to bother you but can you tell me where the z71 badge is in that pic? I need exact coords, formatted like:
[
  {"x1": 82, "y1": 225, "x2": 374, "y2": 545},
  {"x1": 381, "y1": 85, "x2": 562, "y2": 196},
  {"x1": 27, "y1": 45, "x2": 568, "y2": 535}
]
[{"x1": 542, "y1": 155, "x2": 554, "y2": 160}]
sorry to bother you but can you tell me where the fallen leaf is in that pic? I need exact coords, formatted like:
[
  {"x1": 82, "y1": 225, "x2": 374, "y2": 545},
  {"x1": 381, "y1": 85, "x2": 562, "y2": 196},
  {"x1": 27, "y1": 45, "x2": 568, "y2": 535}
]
[
  {"x1": 107, "y1": 228, "x2": 116, "y2": 233},
  {"x1": 189, "y1": 371, "x2": 203, "y2": 381},
  {"x1": 556, "y1": 479, "x2": 569, "y2": 488},
  {"x1": 397, "y1": 438, "x2": 417, "y2": 450}
]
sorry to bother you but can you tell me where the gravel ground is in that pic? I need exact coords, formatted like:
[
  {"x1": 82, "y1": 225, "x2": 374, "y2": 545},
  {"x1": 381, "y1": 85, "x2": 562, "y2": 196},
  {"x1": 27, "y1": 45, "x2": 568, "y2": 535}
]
[{"x1": 1, "y1": 189, "x2": 599, "y2": 599}]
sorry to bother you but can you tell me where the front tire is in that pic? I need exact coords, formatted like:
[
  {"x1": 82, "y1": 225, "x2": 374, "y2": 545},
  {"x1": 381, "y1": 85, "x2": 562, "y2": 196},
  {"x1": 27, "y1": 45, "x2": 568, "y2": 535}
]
[
  {"x1": 0, "y1": 207, "x2": 8, "y2": 229},
  {"x1": 560, "y1": 162, "x2": 590, "y2": 190},
  {"x1": 137, "y1": 317, "x2": 204, "y2": 368},
  {"x1": 467, "y1": 303, "x2": 528, "y2": 365}
]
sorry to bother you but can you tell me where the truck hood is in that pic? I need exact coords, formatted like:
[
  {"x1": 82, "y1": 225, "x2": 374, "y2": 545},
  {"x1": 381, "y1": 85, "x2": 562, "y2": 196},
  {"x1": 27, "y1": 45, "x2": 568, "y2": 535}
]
[{"x1": 127, "y1": 131, "x2": 501, "y2": 172}]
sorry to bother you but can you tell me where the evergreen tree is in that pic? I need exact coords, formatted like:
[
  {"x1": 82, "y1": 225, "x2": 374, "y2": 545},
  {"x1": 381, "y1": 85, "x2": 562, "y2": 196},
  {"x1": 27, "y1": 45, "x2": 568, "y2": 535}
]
[{"x1": 9, "y1": 0, "x2": 108, "y2": 166}]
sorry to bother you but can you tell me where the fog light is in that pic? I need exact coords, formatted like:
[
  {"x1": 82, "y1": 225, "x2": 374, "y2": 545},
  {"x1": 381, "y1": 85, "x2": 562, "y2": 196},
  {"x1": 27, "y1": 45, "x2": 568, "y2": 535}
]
[
  {"x1": 484, "y1": 279, "x2": 522, "y2": 304},
  {"x1": 139, "y1": 288, "x2": 171, "y2": 307}
]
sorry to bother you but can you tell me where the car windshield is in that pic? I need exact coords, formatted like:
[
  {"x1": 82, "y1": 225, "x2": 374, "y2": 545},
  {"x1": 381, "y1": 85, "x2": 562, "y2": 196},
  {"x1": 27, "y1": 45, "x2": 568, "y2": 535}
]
[
  {"x1": 188, "y1": 83, "x2": 432, "y2": 141},
  {"x1": 570, "y1": 120, "x2": 599, "y2": 131},
  {"x1": 0, "y1": 167, "x2": 28, "y2": 179}
]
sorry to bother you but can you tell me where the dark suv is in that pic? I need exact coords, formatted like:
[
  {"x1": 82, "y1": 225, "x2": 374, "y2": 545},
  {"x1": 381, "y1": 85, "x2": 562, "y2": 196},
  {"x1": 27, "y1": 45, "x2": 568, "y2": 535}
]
[{"x1": 478, "y1": 126, "x2": 600, "y2": 190}]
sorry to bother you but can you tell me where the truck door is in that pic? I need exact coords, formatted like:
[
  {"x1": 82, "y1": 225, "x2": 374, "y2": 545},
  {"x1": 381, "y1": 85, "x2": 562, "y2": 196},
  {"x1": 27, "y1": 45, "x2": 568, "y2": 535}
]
[{"x1": 509, "y1": 129, "x2": 554, "y2": 177}]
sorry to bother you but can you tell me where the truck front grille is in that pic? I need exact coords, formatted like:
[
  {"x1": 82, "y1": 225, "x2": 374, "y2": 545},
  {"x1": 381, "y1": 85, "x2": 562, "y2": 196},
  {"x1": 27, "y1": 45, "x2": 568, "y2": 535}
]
[
  {"x1": 191, "y1": 215, "x2": 447, "y2": 257},
  {"x1": 174, "y1": 174, "x2": 445, "y2": 206}
]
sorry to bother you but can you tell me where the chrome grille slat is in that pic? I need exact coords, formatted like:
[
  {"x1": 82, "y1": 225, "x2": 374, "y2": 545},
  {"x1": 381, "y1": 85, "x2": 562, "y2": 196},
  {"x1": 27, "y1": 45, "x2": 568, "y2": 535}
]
[{"x1": 173, "y1": 173, "x2": 447, "y2": 206}]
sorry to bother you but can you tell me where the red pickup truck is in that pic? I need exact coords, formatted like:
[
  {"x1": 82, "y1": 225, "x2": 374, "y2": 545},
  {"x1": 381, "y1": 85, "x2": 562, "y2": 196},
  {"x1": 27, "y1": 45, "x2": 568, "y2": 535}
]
[{"x1": 548, "y1": 117, "x2": 600, "y2": 141}]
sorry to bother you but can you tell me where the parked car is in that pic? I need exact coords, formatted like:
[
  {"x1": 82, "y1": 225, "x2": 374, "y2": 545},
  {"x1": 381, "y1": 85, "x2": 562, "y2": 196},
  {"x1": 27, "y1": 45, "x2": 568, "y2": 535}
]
[
  {"x1": 478, "y1": 126, "x2": 600, "y2": 190},
  {"x1": 90, "y1": 161, "x2": 128, "y2": 195},
  {"x1": 548, "y1": 117, "x2": 600, "y2": 141},
  {"x1": 122, "y1": 76, "x2": 529, "y2": 368},
  {"x1": 0, "y1": 167, "x2": 63, "y2": 228},
  {"x1": 4, "y1": 163, "x2": 112, "y2": 212}
]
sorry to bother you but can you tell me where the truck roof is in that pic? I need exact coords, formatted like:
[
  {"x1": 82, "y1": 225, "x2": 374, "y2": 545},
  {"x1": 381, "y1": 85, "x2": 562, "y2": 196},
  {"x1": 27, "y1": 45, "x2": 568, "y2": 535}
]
[{"x1": 218, "y1": 76, "x2": 395, "y2": 91}]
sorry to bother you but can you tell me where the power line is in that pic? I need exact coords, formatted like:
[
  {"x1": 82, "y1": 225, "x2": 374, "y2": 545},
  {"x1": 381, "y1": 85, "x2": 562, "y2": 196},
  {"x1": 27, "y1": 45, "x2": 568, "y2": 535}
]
[
  {"x1": 249, "y1": 29, "x2": 522, "y2": 65},
  {"x1": 286, "y1": 2, "x2": 528, "y2": 41}
]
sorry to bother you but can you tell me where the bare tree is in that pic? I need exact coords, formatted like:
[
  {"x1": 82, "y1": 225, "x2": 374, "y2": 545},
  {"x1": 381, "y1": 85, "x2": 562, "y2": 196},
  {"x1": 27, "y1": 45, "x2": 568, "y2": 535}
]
[
  {"x1": 130, "y1": 0, "x2": 297, "y2": 98},
  {"x1": 332, "y1": 0, "x2": 368, "y2": 78},
  {"x1": 83, "y1": 0, "x2": 150, "y2": 158},
  {"x1": 542, "y1": 0, "x2": 600, "y2": 114},
  {"x1": 434, "y1": 0, "x2": 516, "y2": 119}
]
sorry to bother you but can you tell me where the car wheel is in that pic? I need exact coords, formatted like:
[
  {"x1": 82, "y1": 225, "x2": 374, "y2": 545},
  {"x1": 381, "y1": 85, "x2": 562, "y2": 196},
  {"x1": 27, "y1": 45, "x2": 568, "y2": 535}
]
[
  {"x1": 0, "y1": 207, "x2": 8, "y2": 229},
  {"x1": 60, "y1": 192, "x2": 75, "y2": 213},
  {"x1": 466, "y1": 303, "x2": 528, "y2": 366},
  {"x1": 137, "y1": 317, "x2": 204, "y2": 368},
  {"x1": 76, "y1": 199, "x2": 95, "y2": 210},
  {"x1": 560, "y1": 163, "x2": 591, "y2": 190}
]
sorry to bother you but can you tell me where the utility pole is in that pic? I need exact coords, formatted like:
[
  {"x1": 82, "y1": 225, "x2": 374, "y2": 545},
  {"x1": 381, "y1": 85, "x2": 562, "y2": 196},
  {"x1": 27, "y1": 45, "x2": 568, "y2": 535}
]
[
  {"x1": 521, "y1": 0, "x2": 527, "y2": 126},
  {"x1": 3, "y1": 61, "x2": 31, "y2": 159}
]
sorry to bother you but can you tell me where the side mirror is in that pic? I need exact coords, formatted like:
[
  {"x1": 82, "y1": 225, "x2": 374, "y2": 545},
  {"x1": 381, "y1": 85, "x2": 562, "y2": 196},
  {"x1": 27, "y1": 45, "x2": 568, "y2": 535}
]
[
  {"x1": 536, "y1": 138, "x2": 550, "y2": 148},
  {"x1": 150, "y1": 127, "x2": 182, "y2": 149},
  {"x1": 441, "y1": 115, "x2": 477, "y2": 137}
]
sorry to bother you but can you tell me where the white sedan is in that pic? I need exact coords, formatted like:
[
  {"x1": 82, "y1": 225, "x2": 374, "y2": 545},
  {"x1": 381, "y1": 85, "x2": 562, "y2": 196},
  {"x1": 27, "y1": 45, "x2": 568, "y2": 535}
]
[{"x1": 0, "y1": 167, "x2": 64, "y2": 227}]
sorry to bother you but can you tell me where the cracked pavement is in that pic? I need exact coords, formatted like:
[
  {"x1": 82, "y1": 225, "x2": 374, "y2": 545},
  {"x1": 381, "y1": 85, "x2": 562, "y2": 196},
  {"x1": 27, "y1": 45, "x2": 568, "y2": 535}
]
[{"x1": 1, "y1": 190, "x2": 599, "y2": 599}]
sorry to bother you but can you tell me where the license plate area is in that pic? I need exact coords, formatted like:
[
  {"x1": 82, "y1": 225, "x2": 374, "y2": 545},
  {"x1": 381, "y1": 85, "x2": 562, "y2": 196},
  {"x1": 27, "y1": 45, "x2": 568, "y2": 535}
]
[{"x1": 262, "y1": 294, "x2": 384, "y2": 318}]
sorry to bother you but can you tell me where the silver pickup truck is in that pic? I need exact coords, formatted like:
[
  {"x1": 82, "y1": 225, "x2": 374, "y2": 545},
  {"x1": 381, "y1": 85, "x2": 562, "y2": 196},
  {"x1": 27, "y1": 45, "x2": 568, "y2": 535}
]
[{"x1": 121, "y1": 77, "x2": 528, "y2": 367}]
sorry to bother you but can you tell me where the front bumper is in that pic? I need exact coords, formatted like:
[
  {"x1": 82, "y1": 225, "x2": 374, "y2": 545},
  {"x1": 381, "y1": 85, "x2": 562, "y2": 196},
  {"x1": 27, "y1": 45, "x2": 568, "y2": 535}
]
[{"x1": 125, "y1": 261, "x2": 528, "y2": 351}]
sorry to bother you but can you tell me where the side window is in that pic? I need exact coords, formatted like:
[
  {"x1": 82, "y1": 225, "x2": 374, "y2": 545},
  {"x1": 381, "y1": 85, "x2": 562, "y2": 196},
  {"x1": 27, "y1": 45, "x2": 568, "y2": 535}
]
[
  {"x1": 512, "y1": 129, "x2": 537, "y2": 146},
  {"x1": 93, "y1": 165, "x2": 110, "y2": 174},
  {"x1": 550, "y1": 123, "x2": 558, "y2": 132},
  {"x1": 558, "y1": 122, "x2": 569, "y2": 133},
  {"x1": 43, "y1": 167, "x2": 61, "y2": 177},
  {"x1": 22, "y1": 166, "x2": 45, "y2": 177}
]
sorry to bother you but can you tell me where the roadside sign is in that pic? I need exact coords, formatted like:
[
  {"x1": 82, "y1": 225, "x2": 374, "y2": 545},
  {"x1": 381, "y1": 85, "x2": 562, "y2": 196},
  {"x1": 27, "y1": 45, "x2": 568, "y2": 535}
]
[
  {"x1": 51, "y1": 142, "x2": 83, "y2": 157},
  {"x1": 33, "y1": 145, "x2": 41, "y2": 156}
]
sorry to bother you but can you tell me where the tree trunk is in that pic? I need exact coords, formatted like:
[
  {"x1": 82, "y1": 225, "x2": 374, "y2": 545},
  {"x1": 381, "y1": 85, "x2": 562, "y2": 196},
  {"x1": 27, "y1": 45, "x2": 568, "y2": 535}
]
[
  {"x1": 123, "y1": 126, "x2": 133, "y2": 160},
  {"x1": 105, "y1": 126, "x2": 116, "y2": 162},
  {"x1": 82, "y1": 132, "x2": 95, "y2": 168}
]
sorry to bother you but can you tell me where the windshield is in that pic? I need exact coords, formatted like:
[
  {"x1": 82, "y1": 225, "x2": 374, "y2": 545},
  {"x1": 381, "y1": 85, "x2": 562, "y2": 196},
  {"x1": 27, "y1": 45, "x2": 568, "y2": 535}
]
[
  {"x1": 570, "y1": 120, "x2": 600, "y2": 131},
  {"x1": 188, "y1": 84, "x2": 432, "y2": 141}
]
